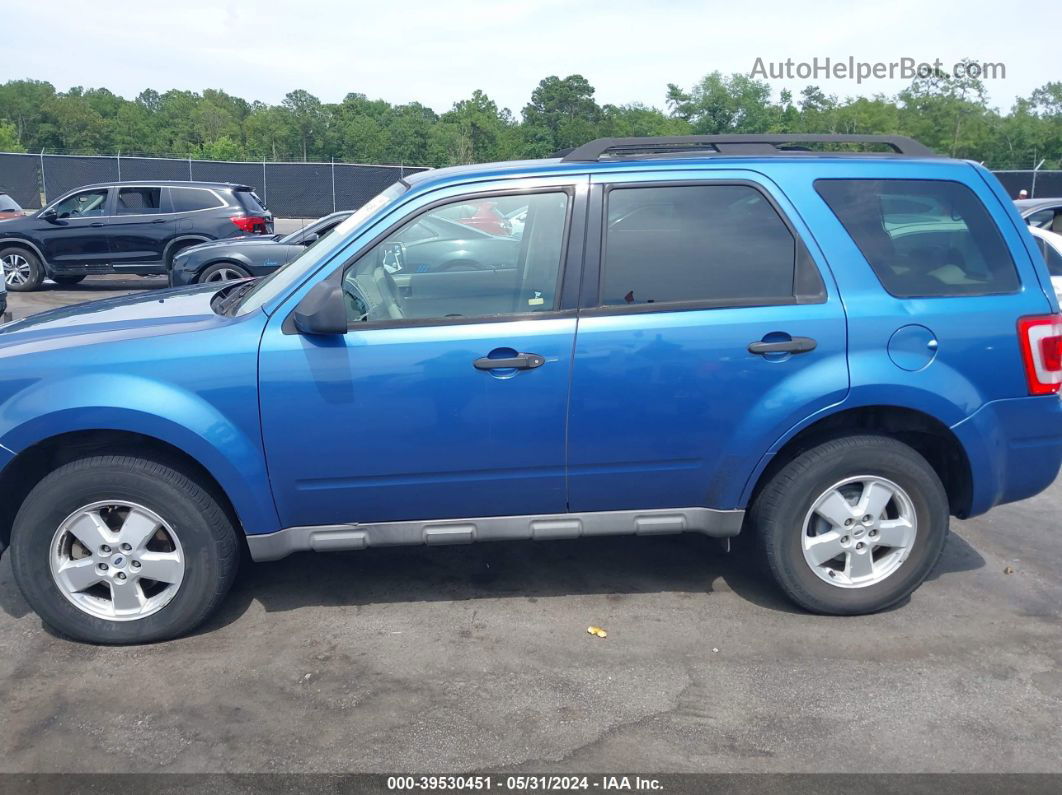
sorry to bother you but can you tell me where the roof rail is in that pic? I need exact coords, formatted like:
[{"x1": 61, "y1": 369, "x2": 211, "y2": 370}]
[{"x1": 559, "y1": 134, "x2": 936, "y2": 162}]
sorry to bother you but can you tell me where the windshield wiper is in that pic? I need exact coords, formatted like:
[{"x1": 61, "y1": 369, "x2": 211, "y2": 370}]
[{"x1": 213, "y1": 279, "x2": 258, "y2": 316}]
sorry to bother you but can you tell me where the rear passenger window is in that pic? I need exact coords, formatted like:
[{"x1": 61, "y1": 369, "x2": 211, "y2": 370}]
[
  {"x1": 117, "y1": 187, "x2": 162, "y2": 214},
  {"x1": 816, "y1": 179, "x2": 1020, "y2": 297},
  {"x1": 600, "y1": 185, "x2": 802, "y2": 307},
  {"x1": 170, "y1": 187, "x2": 223, "y2": 212}
]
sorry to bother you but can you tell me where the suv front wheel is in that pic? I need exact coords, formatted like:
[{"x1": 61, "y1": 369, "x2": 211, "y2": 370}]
[
  {"x1": 1, "y1": 247, "x2": 44, "y2": 292},
  {"x1": 10, "y1": 453, "x2": 239, "y2": 644},
  {"x1": 751, "y1": 435, "x2": 949, "y2": 615}
]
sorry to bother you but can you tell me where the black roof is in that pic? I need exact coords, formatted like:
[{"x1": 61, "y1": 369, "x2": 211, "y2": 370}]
[{"x1": 558, "y1": 135, "x2": 936, "y2": 162}]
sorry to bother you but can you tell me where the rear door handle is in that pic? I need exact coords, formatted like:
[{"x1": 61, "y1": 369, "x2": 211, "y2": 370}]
[
  {"x1": 748, "y1": 337, "x2": 817, "y2": 355},
  {"x1": 89, "y1": 222, "x2": 105, "y2": 227},
  {"x1": 150, "y1": 218, "x2": 167, "y2": 224},
  {"x1": 474, "y1": 353, "x2": 546, "y2": 370}
]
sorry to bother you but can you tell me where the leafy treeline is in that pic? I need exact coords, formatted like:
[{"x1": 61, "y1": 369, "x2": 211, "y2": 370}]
[{"x1": 0, "y1": 67, "x2": 1059, "y2": 169}]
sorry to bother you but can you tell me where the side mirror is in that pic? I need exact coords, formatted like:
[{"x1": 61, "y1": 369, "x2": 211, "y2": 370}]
[
  {"x1": 378, "y1": 241, "x2": 406, "y2": 273},
  {"x1": 39, "y1": 208, "x2": 57, "y2": 221},
  {"x1": 300, "y1": 233, "x2": 319, "y2": 246},
  {"x1": 292, "y1": 279, "x2": 347, "y2": 336}
]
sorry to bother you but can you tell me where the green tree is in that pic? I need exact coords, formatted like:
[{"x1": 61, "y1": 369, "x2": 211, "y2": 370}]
[
  {"x1": 897, "y1": 60, "x2": 992, "y2": 158},
  {"x1": 441, "y1": 90, "x2": 516, "y2": 163},
  {"x1": 0, "y1": 120, "x2": 25, "y2": 152},
  {"x1": 522, "y1": 75, "x2": 602, "y2": 156},
  {"x1": 666, "y1": 72, "x2": 780, "y2": 133},
  {"x1": 0, "y1": 79, "x2": 57, "y2": 148},
  {"x1": 282, "y1": 89, "x2": 323, "y2": 161}
]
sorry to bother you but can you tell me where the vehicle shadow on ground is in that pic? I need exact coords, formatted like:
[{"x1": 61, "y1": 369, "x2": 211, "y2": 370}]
[
  {"x1": 37, "y1": 278, "x2": 168, "y2": 292},
  {"x1": 201, "y1": 525, "x2": 986, "y2": 632},
  {"x1": 0, "y1": 527, "x2": 986, "y2": 632}
]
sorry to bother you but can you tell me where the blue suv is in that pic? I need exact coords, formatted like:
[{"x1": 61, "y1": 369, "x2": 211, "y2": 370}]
[{"x1": 0, "y1": 135, "x2": 1059, "y2": 644}]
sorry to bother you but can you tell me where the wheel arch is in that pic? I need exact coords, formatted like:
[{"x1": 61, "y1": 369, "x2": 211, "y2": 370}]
[
  {"x1": 0, "y1": 379, "x2": 280, "y2": 554},
  {"x1": 743, "y1": 404, "x2": 974, "y2": 519},
  {"x1": 163, "y1": 235, "x2": 211, "y2": 266},
  {"x1": 0, "y1": 237, "x2": 48, "y2": 266},
  {"x1": 0, "y1": 429, "x2": 250, "y2": 556}
]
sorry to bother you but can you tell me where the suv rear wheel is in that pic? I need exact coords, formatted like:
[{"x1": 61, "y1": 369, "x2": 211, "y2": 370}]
[
  {"x1": 1, "y1": 247, "x2": 44, "y2": 292},
  {"x1": 750, "y1": 435, "x2": 948, "y2": 615},
  {"x1": 10, "y1": 454, "x2": 239, "y2": 644}
]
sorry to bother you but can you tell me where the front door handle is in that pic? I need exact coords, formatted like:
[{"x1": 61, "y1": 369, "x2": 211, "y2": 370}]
[
  {"x1": 474, "y1": 352, "x2": 546, "y2": 370},
  {"x1": 748, "y1": 336, "x2": 817, "y2": 355},
  {"x1": 89, "y1": 222, "x2": 105, "y2": 228}
]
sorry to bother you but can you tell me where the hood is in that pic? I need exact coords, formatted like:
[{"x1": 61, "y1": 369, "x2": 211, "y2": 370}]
[
  {"x1": 0, "y1": 283, "x2": 233, "y2": 353},
  {"x1": 181, "y1": 235, "x2": 281, "y2": 256}
]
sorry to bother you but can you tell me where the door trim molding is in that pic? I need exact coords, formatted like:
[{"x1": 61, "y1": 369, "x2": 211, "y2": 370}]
[{"x1": 247, "y1": 506, "x2": 745, "y2": 562}]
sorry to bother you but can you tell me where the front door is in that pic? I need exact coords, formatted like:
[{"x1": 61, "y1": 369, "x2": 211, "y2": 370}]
[
  {"x1": 38, "y1": 187, "x2": 112, "y2": 268},
  {"x1": 566, "y1": 173, "x2": 849, "y2": 513},
  {"x1": 259, "y1": 187, "x2": 583, "y2": 528}
]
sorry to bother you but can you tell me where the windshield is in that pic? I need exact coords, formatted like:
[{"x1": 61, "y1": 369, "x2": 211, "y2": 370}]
[
  {"x1": 236, "y1": 182, "x2": 408, "y2": 315},
  {"x1": 0, "y1": 194, "x2": 21, "y2": 212}
]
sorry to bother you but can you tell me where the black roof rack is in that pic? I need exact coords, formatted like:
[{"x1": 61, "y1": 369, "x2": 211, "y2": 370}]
[{"x1": 559, "y1": 134, "x2": 936, "y2": 162}]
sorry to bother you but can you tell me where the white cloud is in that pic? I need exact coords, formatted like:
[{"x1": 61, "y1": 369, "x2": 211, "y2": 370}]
[{"x1": 5, "y1": 0, "x2": 1059, "y2": 113}]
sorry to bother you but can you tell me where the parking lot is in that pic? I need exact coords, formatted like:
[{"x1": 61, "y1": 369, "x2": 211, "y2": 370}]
[{"x1": 0, "y1": 280, "x2": 1059, "y2": 775}]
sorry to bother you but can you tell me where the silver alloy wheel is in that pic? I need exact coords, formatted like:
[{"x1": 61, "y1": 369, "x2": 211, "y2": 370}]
[
  {"x1": 48, "y1": 501, "x2": 185, "y2": 621},
  {"x1": 801, "y1": 476, "x2": 918, "y2": 588},
  {"x1": 204, "y1": 267, "x2": 245, "y2": 282},
  {"x1": 2, "y1": 253, "x2": 31, "y2": 286}
]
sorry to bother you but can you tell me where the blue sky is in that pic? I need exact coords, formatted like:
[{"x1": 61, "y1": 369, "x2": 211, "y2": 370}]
[{"x1": 5, "y1": 0, "x2": 1059, "y2": 113}]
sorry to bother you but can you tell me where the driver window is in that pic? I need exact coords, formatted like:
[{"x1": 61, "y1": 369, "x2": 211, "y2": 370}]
[
  {"x1": 54, "y1": 189, "x2": 109, "y2": 218},
  {"x1": 341, "y1": 191, "x2": 569, "y2": 324}
]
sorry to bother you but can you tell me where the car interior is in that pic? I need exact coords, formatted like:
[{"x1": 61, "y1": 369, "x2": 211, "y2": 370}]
[{"x1": 342, "y1": 192, "x2": 568, "y2": 324}]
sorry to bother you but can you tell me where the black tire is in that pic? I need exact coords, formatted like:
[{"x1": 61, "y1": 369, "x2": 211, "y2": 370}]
[
  {"x1": 1, "y1": 246, "x2": 45, "y2": 292},
  {"x1": 750, "y1": 435, "x2": 949, "y2": 615},
  {"x1": 10, "y1": 454, "x2": 239, "y2": 644},
  {"x1": 198, "y1": 262, "x2": 251, "y2": 283},
  {"x1": 51, "y1": 275, "x2": 86, "y2": 286}
]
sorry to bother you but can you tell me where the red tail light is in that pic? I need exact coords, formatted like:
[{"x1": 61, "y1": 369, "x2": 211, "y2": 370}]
[
  {"x1": 1017, "y1": 314, "x2": 1062, "y2": 395},
  {"x1": 230, "y1": 215, "x2": 268, "y2": 234}
]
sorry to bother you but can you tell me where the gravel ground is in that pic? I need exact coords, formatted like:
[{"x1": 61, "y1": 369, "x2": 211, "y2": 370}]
[{"x1": 0, "y1": 280, "x2": 1059, "y2": 775}]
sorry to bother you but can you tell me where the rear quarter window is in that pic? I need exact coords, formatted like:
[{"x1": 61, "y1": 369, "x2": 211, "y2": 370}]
[
  {"x1": 815, "y1": 178, "x2": 1020, "y2": 298},
  {"x1": 237, "y1": 190, "x2": 268, "y2": 213},
  {"x1": 169, "y1": 187, "x2": 224, "y2": 212}
]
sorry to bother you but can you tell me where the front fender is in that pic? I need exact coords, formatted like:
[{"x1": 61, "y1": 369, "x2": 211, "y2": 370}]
[{"x1": 0, "y1": 373, "x2": 279, "y2": 535}]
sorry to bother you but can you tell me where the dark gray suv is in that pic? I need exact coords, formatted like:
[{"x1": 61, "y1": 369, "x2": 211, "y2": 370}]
[{"x1": 0, "y1": 181, "x2": 272, "y2": 291}]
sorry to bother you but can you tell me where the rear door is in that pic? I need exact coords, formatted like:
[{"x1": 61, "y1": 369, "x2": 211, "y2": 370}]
[
  {"x1": 566, "y1": 170, "x2": 849, "y2": 513},
  {"x1": 108, "y1": 185, "x2": 172, "y2": 268}
]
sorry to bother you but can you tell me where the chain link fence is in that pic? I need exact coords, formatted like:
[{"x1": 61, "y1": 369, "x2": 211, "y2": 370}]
[
  {"x1": 2, "y1": 152, "x2": 1060, "y2": 219},
  {"x1": 0, "y1": 152, "x2": 428, "y2": 217}
]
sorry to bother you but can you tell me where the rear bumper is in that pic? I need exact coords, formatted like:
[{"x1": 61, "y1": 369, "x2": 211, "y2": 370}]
[{"x1": 952, "y1": 394, "x2": 1062, "y2": 517}]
